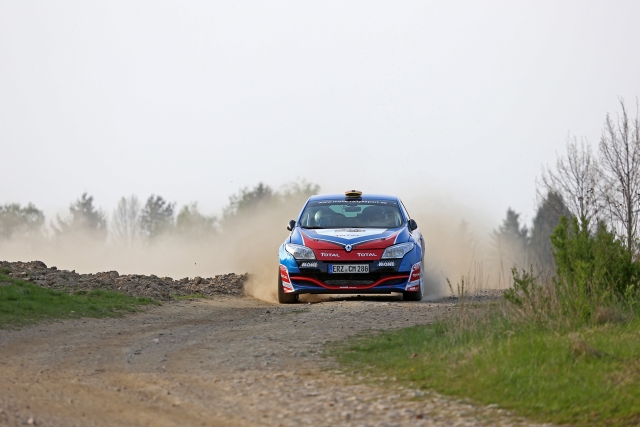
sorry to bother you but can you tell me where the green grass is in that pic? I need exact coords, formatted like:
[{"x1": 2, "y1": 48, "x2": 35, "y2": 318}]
[
  {"x1": 0, "y1": 274, "x2": 158, "y2": 327},
  {"x1": 331, "y1": 314, "x2": 640, "y2": 426}
]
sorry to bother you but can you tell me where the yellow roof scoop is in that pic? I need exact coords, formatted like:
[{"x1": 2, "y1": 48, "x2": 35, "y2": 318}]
[{"x1": 345, "y1": 190, "x2": 363, "y2": 198}]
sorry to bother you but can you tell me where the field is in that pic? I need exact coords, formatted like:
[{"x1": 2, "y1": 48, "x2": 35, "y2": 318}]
[
  {"x1": 333, "y1": 309, "x2": 640, "y2": 426},
  {"x1": 0, "y1": 273, "x2": 156, "y2": 327}
]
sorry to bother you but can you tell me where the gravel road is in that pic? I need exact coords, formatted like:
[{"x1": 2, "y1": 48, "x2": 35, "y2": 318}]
[{"x1": 0, "y1": 293, "x2": 546, "y2": 427}]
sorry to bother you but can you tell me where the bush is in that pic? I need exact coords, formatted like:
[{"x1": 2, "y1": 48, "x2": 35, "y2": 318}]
[{"x1": 551, "y1": 216, "x2": 640, "y2": 321}]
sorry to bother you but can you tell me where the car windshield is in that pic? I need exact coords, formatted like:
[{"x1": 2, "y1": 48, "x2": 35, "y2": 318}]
[{"x1": 299, "y1": 200, "x2": 404, "y2": 229}]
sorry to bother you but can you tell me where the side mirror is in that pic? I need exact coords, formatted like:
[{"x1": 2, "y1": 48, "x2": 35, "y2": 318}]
[
  {"x1": 287, "y1": 220, "x2": 296, "y2": 231},
  {"x1": 408, "y1": 219, "x2": 418, "y2": 231}
]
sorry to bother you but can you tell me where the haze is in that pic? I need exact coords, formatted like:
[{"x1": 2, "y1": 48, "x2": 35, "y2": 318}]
[{"x1": 2, "y1": 1, "x2": 640, "y2": 226}]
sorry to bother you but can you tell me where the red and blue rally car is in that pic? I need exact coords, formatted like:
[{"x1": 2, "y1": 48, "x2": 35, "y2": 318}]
[{"x1": 278, "y1": 191, "x2": 425, "y2": 303}]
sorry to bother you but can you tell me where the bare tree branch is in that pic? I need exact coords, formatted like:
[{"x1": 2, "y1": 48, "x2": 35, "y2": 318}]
[
  {"x1": 111, "y1": 195, "x2": 141, "y2": 245},
  {"x1": 538, "y1": 135, "x2": 601, "y2": 223},
  {"x1": 599, "y1": 98, "x2": 640, "y2": 253}
]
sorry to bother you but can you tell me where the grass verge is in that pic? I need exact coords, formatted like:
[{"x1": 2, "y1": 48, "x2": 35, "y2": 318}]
[
  {"x1": 0, "y1": 274, "x2": 158, "y2": 328},
  {"x1": 330, "y1": 309, "x2": 640, "y2": 426}
]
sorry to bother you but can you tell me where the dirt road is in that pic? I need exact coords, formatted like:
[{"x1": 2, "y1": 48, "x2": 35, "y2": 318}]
[{"x1": 0, "y1": 294, "x2": 542, "y2": 427}]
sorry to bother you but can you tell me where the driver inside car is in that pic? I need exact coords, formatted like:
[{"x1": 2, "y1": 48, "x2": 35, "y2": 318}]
[
  {"x1": 314, "y1": 209, "x2": 335, "y2": 227},
  {"x1": 362, "y1": 206, "x2": 389, "y2": 227}
]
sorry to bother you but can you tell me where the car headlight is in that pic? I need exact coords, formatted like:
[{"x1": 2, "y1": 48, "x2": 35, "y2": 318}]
[
  {"x1": 381, "y1": 242, "x2": 415, "y2": 259},
  {"x1": 285, "y1": 243, "x2": 316, "y2": 260}
]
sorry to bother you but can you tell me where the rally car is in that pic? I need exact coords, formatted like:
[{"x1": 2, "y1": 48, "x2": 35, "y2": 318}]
[{"x1": 277, "y1": 191, "x2": 425, "y2": 303}]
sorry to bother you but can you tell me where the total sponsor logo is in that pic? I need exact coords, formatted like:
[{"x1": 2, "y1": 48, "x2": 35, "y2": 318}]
[
  {"x1": 378, "y1": 261, "x2": 395, "y2": 267},
  {"x1": 357, "y1": 252, "x2": 376, "y2": 257},
  {"x1": 300, "y1": 262, "x2": 318, "y2": 268},
  {"x1": 321, "y1": 253, "x2": 340, "y2": 258},
  {"x1": 405, "y1": 262, "x2": 421, "y2": 292}
]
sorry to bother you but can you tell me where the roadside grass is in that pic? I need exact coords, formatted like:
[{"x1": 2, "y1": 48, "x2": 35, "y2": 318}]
[
  {"x1": 0, "y1": 274, "x2": 158, "y2": 328},
  {"x1": 330, "y1": 311, "x2": 640, "y2": 427}
]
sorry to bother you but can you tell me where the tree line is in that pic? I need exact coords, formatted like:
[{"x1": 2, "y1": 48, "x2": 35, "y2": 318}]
[
  {"x1": 0, "y1": 181, "x2": 319, "y2": 244},
  {"x1": 494, "y1": 98, "x2": 640, "y2": 308}
]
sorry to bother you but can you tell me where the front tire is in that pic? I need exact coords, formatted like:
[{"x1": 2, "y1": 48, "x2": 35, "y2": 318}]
[
  {"x1": 403, "y1": 262, "x2": 424, "y2": 301},
  {"x1": 278, "y1": 273, "x2": 298, "y2": 304}
]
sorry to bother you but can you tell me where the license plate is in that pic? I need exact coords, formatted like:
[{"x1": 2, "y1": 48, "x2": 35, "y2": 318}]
[{"x1": 329, "y1": 264, "x2": 369, "y2": 274}]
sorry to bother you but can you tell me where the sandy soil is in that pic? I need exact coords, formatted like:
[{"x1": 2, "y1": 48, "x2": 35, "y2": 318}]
[{"x1": 0, "y1": 293, "x2": 546, "y2": 427}]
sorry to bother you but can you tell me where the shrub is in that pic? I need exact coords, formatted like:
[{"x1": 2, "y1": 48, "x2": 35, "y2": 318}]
[{"x1": 547, "y1": 216, "x2": 639, "y2": 322}]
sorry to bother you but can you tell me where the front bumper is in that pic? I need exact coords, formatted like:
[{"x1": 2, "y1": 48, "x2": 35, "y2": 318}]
[{"x1": 279, "y1": 261, "x2": 421, "y2": 294}]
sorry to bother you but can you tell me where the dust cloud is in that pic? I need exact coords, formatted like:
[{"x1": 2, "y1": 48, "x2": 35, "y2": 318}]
[
  {"x1": 0, "y1": 198, "x2": 301, "y2": 304},
  {"x1": 0, "y1": 192, "x2": 504, "y2": 303},
  {"x1": 405, "y1": 194, "x2": 499, "y2": 298}
]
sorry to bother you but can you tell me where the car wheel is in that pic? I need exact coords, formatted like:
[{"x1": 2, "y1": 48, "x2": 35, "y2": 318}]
[
  {"x1": 403, "y1": 262, "x2": 424, "y2": 302},
  {"x1": 278, "y1": 272, "x2": 298, "y2": 304}
]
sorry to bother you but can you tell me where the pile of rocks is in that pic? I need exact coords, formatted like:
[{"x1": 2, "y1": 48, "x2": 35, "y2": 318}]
[{"x1": 0, "y1": 260, "x2": 248, "y2": 301}]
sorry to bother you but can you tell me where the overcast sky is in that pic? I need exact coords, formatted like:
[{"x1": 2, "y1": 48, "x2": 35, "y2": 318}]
[{"x1": 2, "y1": 1, "x2": 639, "y2": 227}]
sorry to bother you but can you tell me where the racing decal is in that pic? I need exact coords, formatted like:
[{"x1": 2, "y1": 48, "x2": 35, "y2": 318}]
[
  {"x1": 351, "y1": 230, "x2": 402, "y2": 249},
  {"x1": 378, "y1": 261, "x2": 395, "y2": 267},
  {"x1": 300, "y1": 262, "x2": 318, "y2": 268},
  {"x1": 315, "y1": 249, "x2": 383, "y2": 261},
  {"x1": 300, "y1": 230, "x2": 402, "y2": 252},
  {"x1": 289, "y1": 274, "x2": 410, "y2": 290},
  {"x1": 279, "y1": 264, "x2": 295, "y2": 293},
  {"x1": 299, "y1": 232, "x2": 341, "y2": 249},
  {"x1": 314, "y1": 228, "x2": 386, "y2": 240},
  {"x1": 405, "y1": 262, "x2": 421, "y2": 291},
  {"x1": 315, "y1": 200, "x2": 396, "y2": 206}
]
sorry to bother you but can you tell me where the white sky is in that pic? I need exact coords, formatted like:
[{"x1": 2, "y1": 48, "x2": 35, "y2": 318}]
[{"x1": 2, "y1": 1, "x2": 640, "y2": 228}]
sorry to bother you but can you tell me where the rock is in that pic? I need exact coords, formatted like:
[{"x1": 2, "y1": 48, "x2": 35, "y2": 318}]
[{"x1": 0, "y1": 260, "x2": 248, "y2": 300}]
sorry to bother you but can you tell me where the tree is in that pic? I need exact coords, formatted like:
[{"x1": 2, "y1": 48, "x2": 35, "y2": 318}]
[
  {"x1": 529, "y1": 191, "x2": 571, "y2": 272},
  {"x1": 176, "y1": 203, "x2": 216, "y2": 238},
  {"x1": 492, "y1": 208, "x2": 529, "y2": 267},
  {"x1": 280, "y1": 180, "x2": 320, "y2": 202},
  {"x1": 56, "y1": 193, "x2": 107, "y2": 239},
  {"x1": 140, "y1": 195, "x2": 175, "y2": 239},
  {"x1": 599, "y1": 99, "x2": 640, "y2": 255},
  {"x1": 111, "y1": 195, "x2": 141, "y2": 245},
  {"x1": 551, "y1": 216, "x2": 640, "y2": 319},
  {"x1": 539, "y1": 135, "x2": 600, "y2": 224},
  {"x1": 223, "y1": 182, "x2": 274, "y2": 219},
  {"x1": 0, "y1": 203, "x2": 45, "y2": 240}
]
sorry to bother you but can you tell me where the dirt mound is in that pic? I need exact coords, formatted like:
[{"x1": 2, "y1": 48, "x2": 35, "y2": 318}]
[{"x1": 0, "y1": 260, "x2": 248, "y2": 300}]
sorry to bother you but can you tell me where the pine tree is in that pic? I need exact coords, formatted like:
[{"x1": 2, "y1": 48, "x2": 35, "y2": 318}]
[
  {"x1": 0, "y1": 203, "x2": 45, "y2": 240},
  {"x1": 55, "y1": 193, "x2": 107, "y2": 240},
  {"x1": 529, "y1": 191, "x2": 572, "y2": 272},
  {"x1": 492, "y1": 208, "x2": 529, "y2": 267},
  {"x1": 140, "y1": 195, "x2": 175, "y2": 239}
]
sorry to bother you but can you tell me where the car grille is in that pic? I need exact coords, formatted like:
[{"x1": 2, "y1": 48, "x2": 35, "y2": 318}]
[
  {"x1": 306, "y1": 272, "x2": 408, "y2": 287},
  {"x1": 325, "y1": 279, "x2": 375, "y2": 286}
]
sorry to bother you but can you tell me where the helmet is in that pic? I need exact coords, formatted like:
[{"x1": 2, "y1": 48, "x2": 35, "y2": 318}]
[
  {"x1": 363, "y1": 206, "x2": 387, "y2": 226},
  {"x1": 314, "y1": 209, "x2": 333, "y2": 227}
]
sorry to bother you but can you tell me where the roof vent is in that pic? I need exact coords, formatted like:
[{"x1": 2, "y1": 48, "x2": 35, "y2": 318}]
[{"x1": 345, "y1": 190, "x2": 362, "y2": 198}]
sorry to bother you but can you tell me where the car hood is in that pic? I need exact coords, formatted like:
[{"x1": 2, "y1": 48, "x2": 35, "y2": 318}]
[{"x1": 290, "y1": 227, "x2": 410, "y2": 261}]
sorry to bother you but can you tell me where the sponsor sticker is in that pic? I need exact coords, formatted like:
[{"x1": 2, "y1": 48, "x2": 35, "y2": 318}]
[
  {"x1": 378, "y1": 261, "x2": 395, "y2": 267},
  {"x1": 279, "y1": 264, "x2": 294, "y2": 293},
  {"x1": 314, "y1": 228, "x2": 387, "y2": 240},
  {"x1": 300, "y1": 262, "x2": 318, "y2": 268},
  {"x1": 405, "y1": 262, "x2": 421, "y2": 291}
]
